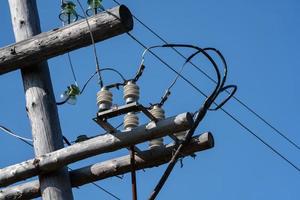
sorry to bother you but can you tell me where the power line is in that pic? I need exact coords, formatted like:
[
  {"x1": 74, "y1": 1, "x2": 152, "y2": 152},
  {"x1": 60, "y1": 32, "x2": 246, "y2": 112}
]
[
  {"x1": 220, "y1": 108, "x2": 300, "y2": 171},
  {"x1": 58, "y1": 131, "x2": 123, "y2": 200},
  {"x1": 1, "y1": 124, "x2": 121, "y2": 200},
  {"x1": 74, "y1": 0, "x2": 104, "y2": 87},
  {"x1": 125, "y1": 32, "x2": 300, "y2": 173},
  {"x1": 110, "y1": 0, "x2": 300, "y2": 151},
  {"x1": 67, "y1": 52, "x2": 79, "y2": 86},
  {"x1": 90, "y1": 182, "x2": 121, "y2": 200},
  {"x1": 0, "y1": 125, "x2": 33, "y2": 146}
]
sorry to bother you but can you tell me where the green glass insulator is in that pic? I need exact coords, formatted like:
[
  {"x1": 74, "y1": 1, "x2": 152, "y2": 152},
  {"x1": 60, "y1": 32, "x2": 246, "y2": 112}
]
[
  {"x1": 88, "y1": 0, "x2": 102, "y2": 8},
  {"x1": 59, "y1": 1, "x2": 78, "y2": 24},
  {"x1": 68, "y1": 84, "x2": 80, "y2": 96},
  {"x1": 86, "y1": 0, "x2": 103, "y2": 16}
]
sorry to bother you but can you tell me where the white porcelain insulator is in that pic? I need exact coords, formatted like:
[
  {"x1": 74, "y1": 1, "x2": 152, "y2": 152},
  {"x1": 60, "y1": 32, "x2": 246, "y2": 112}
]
[
  {"x1": 124, "y1": 112, "x2": 139, "y2": 130},
  {"x1": 149, "y1": 105, "x2": 165, "y2": 149},
  {"x1": 123, "y1": 81, "x2": 140, "y2": 104},
  {"x1": 97, "y1": 87, "x2": 113, "y2": 111}
]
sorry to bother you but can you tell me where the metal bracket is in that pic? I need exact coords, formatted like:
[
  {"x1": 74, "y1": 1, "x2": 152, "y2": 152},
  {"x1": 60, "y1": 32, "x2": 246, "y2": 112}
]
[
  {"x1": 93, "y1": 118, "x2": 117, "y2": 133},
  {"x1": 96, "y1": 102, "x2": 158, "y2": 122},
  {"x1": 94, "y1": 102, "x2": 179, "y2": 144}
]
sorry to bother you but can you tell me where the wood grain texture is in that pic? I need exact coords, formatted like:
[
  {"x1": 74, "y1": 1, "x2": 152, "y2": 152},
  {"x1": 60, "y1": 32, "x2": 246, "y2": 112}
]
[
  {"x1": 0, "y1": 133, "x2": 214, "y2": 200},
  {"x1": 0, "y1": 113, "x2": 193, "y2": 187},
  {"x1": 0, "y1": 5, "x2": 133, "y2": 75},
  {"x1": 8, "y1": 0, "x2": 73, "y2": 199}
]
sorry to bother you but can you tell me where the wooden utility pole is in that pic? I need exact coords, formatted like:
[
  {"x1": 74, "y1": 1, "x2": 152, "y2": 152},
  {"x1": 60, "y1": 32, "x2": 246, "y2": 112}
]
[
  {"x1": 0, "y1": 112, "x2": 193, "y2": 187},
  {"x1": 0, "y1": 5, "x2": 133, "y2": 74},
  {"x1": 0, "y1": 1, "x2": 215, "y2": 199},
  {"x1": 0, "y1": 132, "x2": 214, "y2": 199},
  {"x1": 8, "y1": 0, "x2": 73, "y2": 199}
]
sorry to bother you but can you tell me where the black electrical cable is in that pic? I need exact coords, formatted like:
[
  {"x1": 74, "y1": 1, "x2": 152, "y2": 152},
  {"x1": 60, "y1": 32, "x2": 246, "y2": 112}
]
[
  {"x1": 148, "y1": 45, "x2": 227, "y2": 200},
  {"x1": 56, "y1": 95, "x2": 71, "y2": 105},
  {"x1": 103, "y1": 3, "x2": 300, "y2": 175},
  {"x1": 140, "y1": 44, "x2": 232, "y2": 107},
  {"x1": 125, "y1": 33, "x2": 300, "y2": 175},
  {"x1": 110, "y1": 0, "x2": 300, "y2": 151},
  {"x1": 162, "y1": 44, "x2": 228, "y2": 102},
  {"x1": 209, "y1": 85, "x2": 237, "y2": 111},
  {"x1": 133, "y1": 63, "x2": 146, "y2": 83},
  {"x1": 80, "y1": 67, "x2": 126, "y2": 94},
  {"x1": 220, "y1": 107, "x2": 300, "y2": 172},
  {"x1": 90, "y1": 182, "x2": 121, "y2": 200},
  {"x1": 63, "y1": 135, "x2": 121, "y2": 200},
  {"x1": 127, "y1": 33, "x2": 208, "y2": 98}
]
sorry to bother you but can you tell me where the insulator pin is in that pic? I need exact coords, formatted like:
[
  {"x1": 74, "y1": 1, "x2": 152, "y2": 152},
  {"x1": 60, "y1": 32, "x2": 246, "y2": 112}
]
[
  {"x1": 123, "y1": 81, "x2": 140, "y2": 104},
  {"x1": 124, "y1": 112, "x2": 139, "y2": 130},
  {"x1": 149, "y1": 105, "x2": 165, "y2": 149},
  {"x1": 97, "y1": 87, "x2": 113, "y2": 111}
]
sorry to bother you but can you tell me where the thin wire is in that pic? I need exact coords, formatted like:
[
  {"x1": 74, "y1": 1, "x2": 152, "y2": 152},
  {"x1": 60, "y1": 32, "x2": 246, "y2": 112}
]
[
  {"x1": 4, "y1": 123, "x2": 122, "y2": 200},
  {"x1": 0, "y1": 125, "x2": 33, "y2": 144},
  {"x1": 56, "y1": 93, "x2": 71, "y2": 106},
  {"x1": 220, "y1": 107, "x2": 300, "y2": 172},
  {"x1": 60, "y1": 1, "x2": 79, "y2": 87},
  {"x1": 159, "y1": 60, "x2": 186, "y2": 106},
  {"x1": 149, "y1": 46, "x2": 227, "y2": 199},
  {"x1": 140, "y1": 45, "x2": 187, "y2": 105},
  {"x1": 125, "y1": 33, "x2": 300, "y2": 173},
  {"x1": 141, "y1": 45, "x2": 186, "y2": 92},
  {"x1": 141, "y1": 45, "x2": 230, "y2": 106},
  {"x1": 67, "y1": 52, "x2": 78, "y2": 86},
  {"x1": 75, "y1": 0, "x2": 104, "y2": 87},
  {"x1": 90, "y1": 182, "x2": 121, "y2": 200},
  {"x1": 80, "y1": 67, "x2": 126, "y2": 94},
  {"x1": 110, "y1": 0, "x2": 300, "y2": 151},
  {"x1": 127, "y1": 33, "x2": 208, "y2": 99},
  {"x1": 62, "y1": 136, "x2": 121, "y2": 200}
]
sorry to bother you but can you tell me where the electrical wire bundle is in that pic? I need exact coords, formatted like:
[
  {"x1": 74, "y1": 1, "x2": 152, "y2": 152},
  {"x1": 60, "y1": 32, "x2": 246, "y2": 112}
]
[
  {"x1": 136, "y1": 44, "x2": 236, "y2": 200},
  {"x1": 8, "y1": 0, "x2": 295, "y2": 199}
]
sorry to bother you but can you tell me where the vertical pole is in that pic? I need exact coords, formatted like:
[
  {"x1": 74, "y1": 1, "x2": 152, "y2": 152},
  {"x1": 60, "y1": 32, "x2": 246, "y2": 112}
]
[
  {"x1": 130, "y1": 146, "x2": 138, "y2": 200},
  {"x1": 8, "y1": 0, "x2": 73, "y2": 199}
]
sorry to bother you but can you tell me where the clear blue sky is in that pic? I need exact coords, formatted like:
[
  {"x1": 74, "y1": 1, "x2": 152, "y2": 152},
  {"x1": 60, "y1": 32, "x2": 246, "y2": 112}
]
[{"x1": 0, "y1": 0, "x2": 299, "y2": 199}]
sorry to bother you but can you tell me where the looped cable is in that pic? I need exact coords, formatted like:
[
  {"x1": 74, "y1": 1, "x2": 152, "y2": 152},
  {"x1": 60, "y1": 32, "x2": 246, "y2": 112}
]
[
  {"x1": 209, "y1": 85, "x2": 237, "y2": 111},
  {"x1": 148, "y1": 43, "x2": 237, "y2": 200},
  {"x1": 80, "y1": 68, "x2": 126, "y2": 94}
]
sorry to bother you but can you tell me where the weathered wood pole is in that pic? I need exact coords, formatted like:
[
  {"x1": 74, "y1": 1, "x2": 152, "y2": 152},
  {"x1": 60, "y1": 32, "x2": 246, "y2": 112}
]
[
  {"x1": 8, "y1": 0, "x2": 73, "y2": 199},
  {"x1": 0, "y1": 5, "x2": 133, "y2": 75},
  {"x1": 0, "y1": 112, "x2": 193, "y2": 187},
  {"x1": 0, "y1": 133, "x2": 214, "y2": 200}
]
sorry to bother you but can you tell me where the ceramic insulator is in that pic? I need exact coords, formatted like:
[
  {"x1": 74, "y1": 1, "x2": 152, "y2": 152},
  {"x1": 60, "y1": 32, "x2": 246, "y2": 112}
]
[
  {"x1": 123, "y1": 81, "x2": 140, "y2": 104},
  {"x1": 124, "y1": 112, "x2": 139, "y2": 130},
  {"x1": 97, "y1": 87, "x2": 113, "y2": 111},
  {"x1": 149, "y1": 105, "x2": 165, "y2": 149}
]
